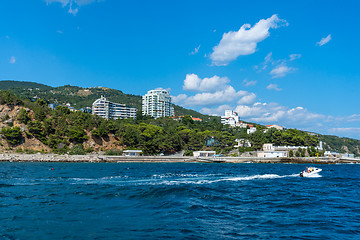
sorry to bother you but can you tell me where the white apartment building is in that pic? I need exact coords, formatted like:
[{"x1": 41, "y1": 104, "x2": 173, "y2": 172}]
[
  {"x1": 142, "y1": 89, "x2": 174, "y2": 118},
  {"x1": 92, "y1": 96, "x2": 137, "y2": 120}
]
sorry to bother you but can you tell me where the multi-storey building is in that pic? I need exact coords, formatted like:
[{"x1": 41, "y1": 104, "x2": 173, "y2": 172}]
[
  {"x1": 142, "y1": 89, "x2": 174, "y2": 118},
  {"x1": 92, "y1": 96, "x2": 137, "y2": 119},
  {"x1": 221, "y1": 110, "x2": 240, "y2": 127}
]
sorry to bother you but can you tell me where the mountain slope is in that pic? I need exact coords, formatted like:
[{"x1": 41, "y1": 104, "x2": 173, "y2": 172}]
[{"x1": 0, "y1": 80, "x2": 216, "y2": 120}]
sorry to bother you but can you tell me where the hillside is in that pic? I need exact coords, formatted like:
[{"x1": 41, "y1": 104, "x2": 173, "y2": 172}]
[
  {"x1": 0, "y1": 80, "x2": 216, "y2": 121},
  {"x1": 1, "y1": 81, "x2": 360, "y2": 156}
]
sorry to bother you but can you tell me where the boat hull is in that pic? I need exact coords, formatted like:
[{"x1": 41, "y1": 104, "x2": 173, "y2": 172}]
[{"x1": 300, "y1": 168, "x2": 322, "y2": 177}]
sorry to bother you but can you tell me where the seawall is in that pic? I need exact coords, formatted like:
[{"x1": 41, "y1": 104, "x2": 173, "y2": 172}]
[{"x1": 0, "y1": 154, "x2": 359, "y2": 164}]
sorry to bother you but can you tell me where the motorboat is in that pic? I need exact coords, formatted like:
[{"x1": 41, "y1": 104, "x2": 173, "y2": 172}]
[{"x1": 300, "y1": 167, "x2": 322, "y2": 177}]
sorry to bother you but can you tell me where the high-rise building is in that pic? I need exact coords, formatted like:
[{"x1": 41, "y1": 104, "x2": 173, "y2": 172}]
[
  {"x1": 92, "y1": 96, "x2": 137, "y2": 119},
  {"x1": 142, "y1": 89, "x2": 174, "y2": 118}
]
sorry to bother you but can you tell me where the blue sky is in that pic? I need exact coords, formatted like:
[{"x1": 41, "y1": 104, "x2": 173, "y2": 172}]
[{"x1": 1, "y1": 0, "x2": 360, "y2": 139}]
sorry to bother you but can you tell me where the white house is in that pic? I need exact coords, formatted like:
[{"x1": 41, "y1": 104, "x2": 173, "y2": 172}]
[
  {"x1": 247, "y1": 127, "x2": 257, "y2": 134},
  {"x1": 257, "y1": 143, "x2": 288, "y2": 158},
  {"x1": 193, "y1": 151, "x2": 216, "y2": 158},
  {"x1": 257, "y1": 151, "x2": 288, "y2": 158},
  {"x1": 123, "y1": 150, "x2": 142, "y2": 157},
  {"x1": 235, "y1": 139, "x2": 252, "y2": 148}
]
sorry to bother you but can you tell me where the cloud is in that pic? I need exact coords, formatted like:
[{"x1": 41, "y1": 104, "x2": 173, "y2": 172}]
[
  {"x1": 171, "y1": 94, "x2": 188, "y2": 104},
  {"x1": 329, "y1": 128, "x2": 360, "y2": 135},
  {"x1": 56, "y1": 30, "x2": 63, "y2": 34},
  {"x1": 266, "y1": 84, "x2": 282, "y2": 91},
  {"x1": 200, "y1": 105, "x2": 232, "y2": 116},
  {"x1": 183, "y1": 74, "x2": 230, "y2": 92},
  {"x1": 243, "y1": 79, "x2": 257, "y2": 87},
  {"x1": 270, "y1": 64, "x2": 294, "y2": 78},
  {"x1": 210, "y1": 14, "x2": 288, "y2": 66},
  {"x1": 189, "y1": 45, "x2": 200, "y2": 55},
  {"x1": 317, "y1": 34, "x2": 332, "y2": 46},
  {"x1": 237, "y1": 93, "x2": 256, "y2": 105},
  {"x1": 44, "y1": 0, "x2": 100, "y2": 15},
  {"x1": 9, "y1": 56, "x2": 16, "y2": 64},
  {"x1": 184, "y1": 86, "x2": 250, "y2": 106},
  {"x1": 234, "y1": 102, "x2": 325, "y2": 125},
  {"x1": 289, "y1": 53, "x2": 301, "y2": 61}
]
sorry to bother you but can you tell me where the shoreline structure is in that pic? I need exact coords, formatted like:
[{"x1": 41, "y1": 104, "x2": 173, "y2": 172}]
[{"x1": 0, "y1": 154, "x2": 359, "y2": 164}]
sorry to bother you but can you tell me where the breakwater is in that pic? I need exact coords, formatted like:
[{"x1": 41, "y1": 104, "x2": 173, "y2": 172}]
[{"x1": 0, "y1": 153, "x2": 359, "y2": 164}]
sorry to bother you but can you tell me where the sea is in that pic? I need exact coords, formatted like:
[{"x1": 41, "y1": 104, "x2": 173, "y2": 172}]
[{"x1": 1, "y1": 162, "x2": 359, "y2": 240}]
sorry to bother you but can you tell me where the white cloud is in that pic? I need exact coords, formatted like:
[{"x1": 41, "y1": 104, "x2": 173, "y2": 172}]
[
  {"x1": 184, "y1": 86, "x2": 249, "y2": 106},
  {"x1": 171, "y1": 94, "x2": 188, "y2": 104},
  {"x1": 270, "y1": 64, "x2": 294, "y2": 78},
  {"x1": 56, "y1": 30, "x2": 63, "y2": 34},
  {"x1": 189, "y1": 45, "x2": 200, "y2": 55},
  {"x1": 317, "y1": 34, "x2": 332, "y2": 46},
  {"x1": 210, "y1": 14, "x2": 288, "y2": 66},
  {"x1": 237, "y1": 93, "x2": 256, "y2": 105},
  {"x1": 329, "y1": 128, "x2": 360, "y2": 135},
  {"x1": 234, "y1": 102, "x2": 324, "y2": 125},
  {"x1": 9, "y1": 56, "x2": 16, "y2": 64},
  {"x1": 200, "y1": 105, "x2": 232, "y2": 116},
  {"x1": 183, "y1": 74, "x2": 230, "y2": 92},
  {"x1": 44, "y1": 0, "x2": 100, "y2": 15},
  {"x1": 289, "y1": 53, "x2": 301, "y2": 61},
  {"x1": 243, "y1": 79, "x2": 257, "y2": 87},
  {"x1": 266, "y1": 84, "x2": 282, "y2": 91}
]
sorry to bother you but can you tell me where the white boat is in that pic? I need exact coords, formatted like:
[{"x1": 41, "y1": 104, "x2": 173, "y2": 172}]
[{"x1": 300, "y1": 167, "x2": 322, "y2": 177}]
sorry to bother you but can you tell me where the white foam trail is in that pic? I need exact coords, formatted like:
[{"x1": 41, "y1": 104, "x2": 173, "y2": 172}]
[{"x1": 67, "y1": 173, "x2": 304, "y2": 186}]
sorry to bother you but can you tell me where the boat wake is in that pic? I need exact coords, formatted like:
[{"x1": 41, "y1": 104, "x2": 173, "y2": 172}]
[{"x1": 67, "y1": 173, "x2": 302, "y2": 186}]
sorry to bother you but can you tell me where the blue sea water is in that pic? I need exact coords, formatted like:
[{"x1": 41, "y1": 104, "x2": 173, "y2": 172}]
[{"x1": 1, "y1": 162, "x2": 360, "y2": 240}]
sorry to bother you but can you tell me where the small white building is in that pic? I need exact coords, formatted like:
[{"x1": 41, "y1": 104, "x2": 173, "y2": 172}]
[
  {"x1": 341, "y1": 153, "x2": 355, "y2": 158},
  {"x1": 193, "y1": 151, "x2": 216, "y2": 158},
  {"x1": 324, "y1": 151, "x2": 340, "y2": 158},
  {"x1": 247, "y1": 127, "x2": 257, "y2": 134},
  {"x1": 257, "y1": 151, "x2": 288, "y2": 158},
  {"x1": 258, "y1": 143, "x2": 288, "y2": 158},
  {"x1": 235, "y1": 139, "x2": 252, "y2": 148},
  {"x1": 123, "y1": 150, "x2": 142, "y2": 157}
]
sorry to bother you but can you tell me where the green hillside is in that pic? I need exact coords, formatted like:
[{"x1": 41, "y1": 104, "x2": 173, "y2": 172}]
[
  {"x1": 1, "y1": 80, "x2": 359, "y2": 156},
  {"x1": 0, "y1": 80, "x2": 216, "y2": 121}
]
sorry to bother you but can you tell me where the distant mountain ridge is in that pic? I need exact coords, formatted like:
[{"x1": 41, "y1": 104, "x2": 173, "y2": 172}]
[{"x1": 0, "y1": 80, "x2": 216, "y2": 121}]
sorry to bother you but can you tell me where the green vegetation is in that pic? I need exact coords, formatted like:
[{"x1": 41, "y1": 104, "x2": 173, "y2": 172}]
[
  {"x1": 1, "y1": 126, "x2": 23, "y2": 145},
  {"x1": 0, "y1": 80, "x2": 216, "y2": 120},
  {"x1": 0, "y1": 83, "x2": 359, "y2": 156}
]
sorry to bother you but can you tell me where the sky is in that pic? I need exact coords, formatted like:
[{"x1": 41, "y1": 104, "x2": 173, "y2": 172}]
[{"x1": 1, "y1": 0, "x2": 360, "y2": 139}]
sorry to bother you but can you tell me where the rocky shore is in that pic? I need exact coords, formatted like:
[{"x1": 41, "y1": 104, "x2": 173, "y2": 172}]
[{"x1": 0, "y1": 153, "x2": 359, "y2": 164}]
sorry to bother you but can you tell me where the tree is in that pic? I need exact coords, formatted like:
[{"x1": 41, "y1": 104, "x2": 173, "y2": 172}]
[
  {"x1": 289, "y1": 150, "x2": 294, "y2": 157},
  {"x1": 17, "y1": 108, "x2": 30, "y2": 124},
  {"x1": 1, "y1": 126, "x2": 23, "y2": 145}
]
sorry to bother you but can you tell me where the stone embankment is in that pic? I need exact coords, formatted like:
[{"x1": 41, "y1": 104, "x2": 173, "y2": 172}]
[{"x1": 0, "y1": 154, "x2": 359, "y2": 164}]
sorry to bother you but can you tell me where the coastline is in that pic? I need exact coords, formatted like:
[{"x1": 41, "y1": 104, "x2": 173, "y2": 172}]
[{"x1": 0, "y1": 153, "x2": 359, "y2": 164}]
